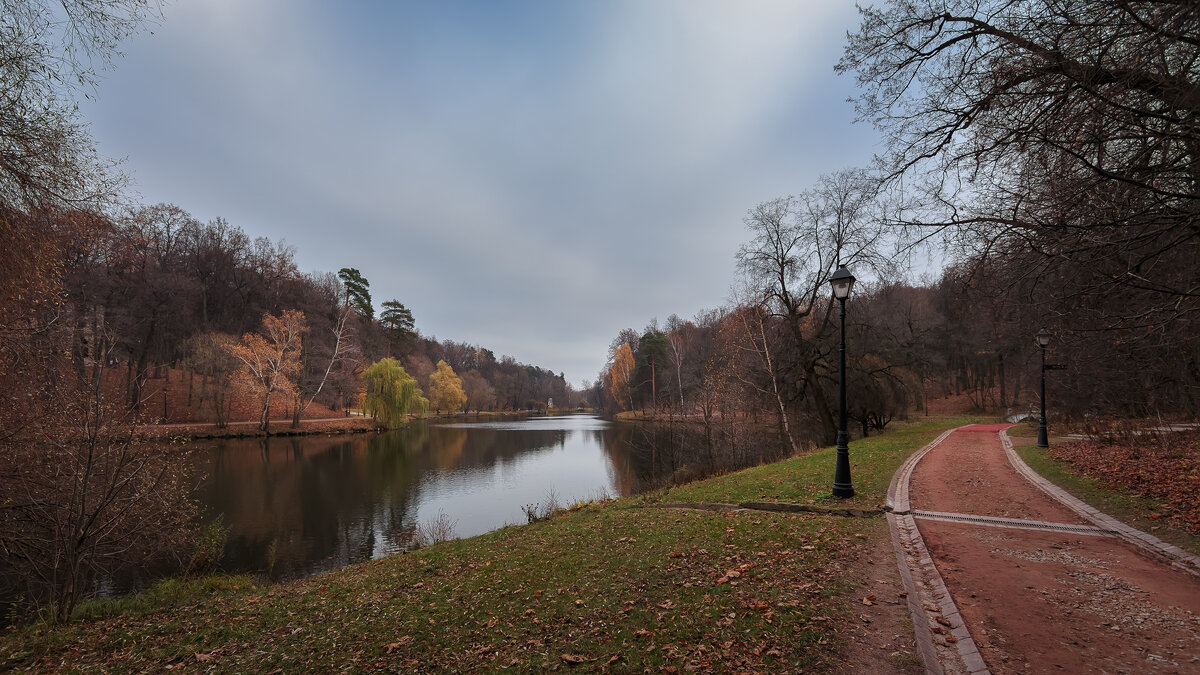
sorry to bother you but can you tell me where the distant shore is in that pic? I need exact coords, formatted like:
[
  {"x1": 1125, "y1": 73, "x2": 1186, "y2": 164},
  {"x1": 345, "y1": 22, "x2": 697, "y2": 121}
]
[{"x1": 140, "y1": 408, "x2": 596, "y2": 440}]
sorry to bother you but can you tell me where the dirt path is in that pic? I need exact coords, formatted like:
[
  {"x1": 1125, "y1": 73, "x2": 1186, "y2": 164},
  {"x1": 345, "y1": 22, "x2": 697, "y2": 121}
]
[{"x1": 895, "y1": 424, "x2": 1200, "y2": 674}]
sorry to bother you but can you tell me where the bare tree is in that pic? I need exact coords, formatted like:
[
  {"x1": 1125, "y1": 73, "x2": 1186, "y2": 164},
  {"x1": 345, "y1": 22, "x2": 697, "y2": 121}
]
[
  {"x1": 2, "y1": 0, "x2": 162, "y2": 209},
  {"x1": 291, "y1": 307, "x2": 354, "y2": 427},
  {"x1": 840, "y1": 0, "x2": 1200, "y2": 362},
  {"x1": 728, "y1": 304, "x2": 796, "y2": 453},
  {"x1": 0, "y1": 349, "x2": 194, "y2": 623},
  {"x1": 735, "y1": 169, "x2": 892, "y2": 442}
]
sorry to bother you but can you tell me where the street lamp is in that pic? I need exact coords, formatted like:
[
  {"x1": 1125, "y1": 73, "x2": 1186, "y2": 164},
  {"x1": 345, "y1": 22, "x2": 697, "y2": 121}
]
[
  {"x1": 1036, "y1": 328, "x2": 1052, "y2": 449},
  {"x1": 830, "y1": 267, "x2": 856, "y2": 498}
]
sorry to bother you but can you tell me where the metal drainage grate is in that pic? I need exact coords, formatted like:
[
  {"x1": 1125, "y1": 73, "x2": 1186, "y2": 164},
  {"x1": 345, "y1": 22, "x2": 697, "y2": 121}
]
[{"x1": 910, "y1": 510, "x2": 1119, "y2": 535}]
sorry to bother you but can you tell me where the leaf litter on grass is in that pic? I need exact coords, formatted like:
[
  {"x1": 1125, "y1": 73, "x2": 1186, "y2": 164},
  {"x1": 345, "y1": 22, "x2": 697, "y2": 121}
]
[{"x1": 1, "y1": 505, "x2": 877, "y2": 673}]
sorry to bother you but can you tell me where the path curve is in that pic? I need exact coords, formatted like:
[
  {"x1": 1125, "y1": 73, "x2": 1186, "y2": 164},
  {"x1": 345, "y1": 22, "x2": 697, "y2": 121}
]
[{"x1": 888, "y1": 424, "x2": 1200, "y2": 675}]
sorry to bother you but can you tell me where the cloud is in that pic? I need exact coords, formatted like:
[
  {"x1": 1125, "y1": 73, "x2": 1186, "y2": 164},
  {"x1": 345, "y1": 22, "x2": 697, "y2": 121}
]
[{"x1": 82, "y1": 0, "x2": 877, "y2": 384}]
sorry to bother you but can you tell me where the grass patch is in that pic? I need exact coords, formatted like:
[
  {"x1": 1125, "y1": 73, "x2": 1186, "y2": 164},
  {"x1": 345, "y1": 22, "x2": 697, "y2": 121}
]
[
  {"x1": 69, "y1": 575, "x2": 256, "y2": 624},
  {"x1": 1015, "y1": 442, "x2": 1200, "y2": 557},
  {"x1": 0, "y1": 415, "x2": 979, "y2": 673},
  {"x1": 660, "y1": 415, "x2": 988, "y2": 507}
]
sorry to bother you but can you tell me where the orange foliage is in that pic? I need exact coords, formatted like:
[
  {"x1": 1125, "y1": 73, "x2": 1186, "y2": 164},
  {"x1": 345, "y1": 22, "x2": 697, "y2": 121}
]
[
  {"x1": 607, "y1": 343, "x2": 635, "y2": 410},
  {"x1": 228, "y1": 309, "x2": 308, "y2": 430}
]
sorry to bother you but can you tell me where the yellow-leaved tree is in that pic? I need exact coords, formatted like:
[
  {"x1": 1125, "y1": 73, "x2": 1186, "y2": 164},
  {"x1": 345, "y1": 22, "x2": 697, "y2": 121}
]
[
  {"x1": 428, "y1": 360, "x2": 467, "y2": 414},
  {"x1": 363, "y1": 358, "x2": 427, "y2": 428},
  {"x1": 607, "y1": 343, "x2": 635, "y2": 411}
]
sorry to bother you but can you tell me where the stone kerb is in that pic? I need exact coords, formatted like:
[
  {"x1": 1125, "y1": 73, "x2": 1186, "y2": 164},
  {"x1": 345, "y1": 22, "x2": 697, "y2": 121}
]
[{"x1": 999, "y1": 429, "x2": 1200, "y2": 578}]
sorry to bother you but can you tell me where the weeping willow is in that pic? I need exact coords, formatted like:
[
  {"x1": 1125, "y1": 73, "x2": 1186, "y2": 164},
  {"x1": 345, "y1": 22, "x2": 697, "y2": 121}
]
[{"x1": 363, "y1": 358, "x2": 428, "y2": 428}]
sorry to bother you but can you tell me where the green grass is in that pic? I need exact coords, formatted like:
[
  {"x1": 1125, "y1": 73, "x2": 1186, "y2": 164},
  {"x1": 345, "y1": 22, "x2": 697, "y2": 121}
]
[
  {"x1": 0, "y1": 415, "x2": 980, "y2": 673},
  {"x1": 660, "y1": 415, "x2": 988, "y2": 507},
  {"x1": 69, "y1": 575, "x2": 256, "y2": 624},
  {"x1": 1015, "y1": 442, "x2": 1200, "y2": 557}
]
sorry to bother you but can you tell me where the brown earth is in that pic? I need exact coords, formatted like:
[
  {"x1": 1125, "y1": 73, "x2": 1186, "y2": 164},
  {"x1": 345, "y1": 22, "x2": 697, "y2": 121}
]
[
  {"x1": 104, "y1": 366, "x2": 346, "y2": 425},
  {"x1": 94, "y1": 366, "x2": 374, "y2": 438},
  {"x1": 909, "y1": 425, "x2": 1200, "y2": 673},
  {"x1": 832, "y1": 525, "x2": 926, "y2": 674}
]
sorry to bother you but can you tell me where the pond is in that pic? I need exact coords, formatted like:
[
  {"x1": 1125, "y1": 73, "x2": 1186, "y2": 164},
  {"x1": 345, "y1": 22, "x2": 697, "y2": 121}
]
[
  {"x1": 1, "y1": 414, "x2": 794, "y2": 617},
  {"x1": 189, "y1": 413, "x2": 789, "y2": 584},
  {"x1": 194, "y1": 414, "x2": 639, "y2": 581}
]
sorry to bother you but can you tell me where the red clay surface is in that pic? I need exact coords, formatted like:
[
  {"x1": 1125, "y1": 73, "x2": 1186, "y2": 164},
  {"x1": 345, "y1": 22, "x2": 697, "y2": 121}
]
[
  {"x1": 909, "y1": 427, "x2": 1200, "y2": 673},
  {"x1": 909, "y1": 426, "x2": 1087, "y2": 524}
]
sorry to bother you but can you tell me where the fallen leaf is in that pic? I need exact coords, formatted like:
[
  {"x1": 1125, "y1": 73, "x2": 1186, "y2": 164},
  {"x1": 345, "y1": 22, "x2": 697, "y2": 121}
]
[
  {"x1": 560, "y1": 653, "x2": 588, "y2": 664},
  {"x1": 384, "y1": 636, "x2": 413, "y2": 654}
]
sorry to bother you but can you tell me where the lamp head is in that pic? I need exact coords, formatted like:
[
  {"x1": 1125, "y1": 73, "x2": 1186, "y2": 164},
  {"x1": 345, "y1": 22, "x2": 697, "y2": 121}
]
[
  {"x1": 1036, "y1": 328, "x2": 1052, "y2": 348},
  {"x1": 830, "y1": 267, "x2": 855, "y2": 300}
]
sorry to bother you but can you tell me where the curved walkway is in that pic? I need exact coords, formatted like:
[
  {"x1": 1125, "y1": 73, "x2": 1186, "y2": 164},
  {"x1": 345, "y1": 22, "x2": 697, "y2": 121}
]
[{"x1": 888, "y1": 424, "x2": 1200, "y2": 674}]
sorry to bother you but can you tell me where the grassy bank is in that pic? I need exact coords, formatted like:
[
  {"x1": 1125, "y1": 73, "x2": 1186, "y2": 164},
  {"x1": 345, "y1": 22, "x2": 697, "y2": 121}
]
[
  {"x1": 660, "y1": 415, "x2": 986, "y2": 507},
  {"x1": 0, "y1": 416, "x2": 978, "y2": 673}
]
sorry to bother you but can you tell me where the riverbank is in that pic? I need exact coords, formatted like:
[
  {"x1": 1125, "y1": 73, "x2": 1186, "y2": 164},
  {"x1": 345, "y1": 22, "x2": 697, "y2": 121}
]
[
  {"x1": 0, "y1": 416, "x2": 983, "y2": 672},
  {"x1": 138, "y1": 416, "x2": 378, "y2": 440},
  {"x1": 139, "y1": 408, "x2": 593, "y2": 441}
]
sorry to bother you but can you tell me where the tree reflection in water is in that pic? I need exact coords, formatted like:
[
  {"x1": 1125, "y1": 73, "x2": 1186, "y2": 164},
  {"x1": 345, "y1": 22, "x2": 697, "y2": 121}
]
[{"x1": 127, "y1": 415, "x2": 789, "y2": 593}]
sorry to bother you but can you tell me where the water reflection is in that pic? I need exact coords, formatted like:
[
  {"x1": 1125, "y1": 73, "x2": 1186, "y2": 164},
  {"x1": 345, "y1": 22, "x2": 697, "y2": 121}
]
[{"x1": 190, "y1": 414, "x2": 783, "y2": 583}]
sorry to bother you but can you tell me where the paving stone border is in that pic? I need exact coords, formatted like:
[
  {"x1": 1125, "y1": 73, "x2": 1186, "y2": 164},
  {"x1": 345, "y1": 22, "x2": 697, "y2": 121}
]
[
  {"x1": 887, "y1": 427, "x2": 988, "y2": 675},
  {"x1": 657, "y1": 502, "x2": 884, "y2": 517},
  {"x1": 998, "y1": 430, "x2": 1200, "y2": 578}
]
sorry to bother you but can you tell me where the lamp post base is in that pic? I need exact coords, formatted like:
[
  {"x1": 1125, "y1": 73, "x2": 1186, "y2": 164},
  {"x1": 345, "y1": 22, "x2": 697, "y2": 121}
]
[
  {"x1": 1037, "y1": 421, "x2": 1049, "y2": 449},
  {"x1": 832, "y1": 431, "x2": 854, "y2": 498}
]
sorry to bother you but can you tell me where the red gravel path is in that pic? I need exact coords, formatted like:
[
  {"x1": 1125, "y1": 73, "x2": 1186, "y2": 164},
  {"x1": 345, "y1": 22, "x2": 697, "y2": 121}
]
[{"x1": 909, "y1": 425, "x2": 1200, "y2": 673}]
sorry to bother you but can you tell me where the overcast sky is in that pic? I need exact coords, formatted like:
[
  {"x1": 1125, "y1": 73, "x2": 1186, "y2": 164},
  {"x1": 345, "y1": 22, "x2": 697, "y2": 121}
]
[{"x1": 81, "y1": 0, "x2": 882, "y2": 386}]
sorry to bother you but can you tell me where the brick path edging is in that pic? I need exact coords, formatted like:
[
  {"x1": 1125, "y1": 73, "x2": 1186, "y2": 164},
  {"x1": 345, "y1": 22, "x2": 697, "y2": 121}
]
[
  {"x1": 998, "y1": 430, "x2": 1200, "y2": 578},
  {"x1": 887, "y1": 427, "x2": 989, "y2": 675}
]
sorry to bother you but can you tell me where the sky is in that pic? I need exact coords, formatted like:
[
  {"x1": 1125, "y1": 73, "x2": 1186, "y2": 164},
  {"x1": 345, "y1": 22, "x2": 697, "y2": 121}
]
[{"x1": 81, "y1": 0, "x2": 883, "y2": 386}]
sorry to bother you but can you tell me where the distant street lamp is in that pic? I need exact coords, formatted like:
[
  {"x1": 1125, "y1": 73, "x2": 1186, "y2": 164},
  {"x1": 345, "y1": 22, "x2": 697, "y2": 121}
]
[
  {"x1": 830, "y1": 267, "x2": 856, "y2": 498},
  {"x1": 1036, "y1": 329, "x2": 1052, "y2": 449}
]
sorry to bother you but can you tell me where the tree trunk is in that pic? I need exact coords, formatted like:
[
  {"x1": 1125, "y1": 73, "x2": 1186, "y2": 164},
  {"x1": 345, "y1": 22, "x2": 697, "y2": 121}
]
[{"x1": 260, "y1": 390, "x2": 272, "y2": 432}]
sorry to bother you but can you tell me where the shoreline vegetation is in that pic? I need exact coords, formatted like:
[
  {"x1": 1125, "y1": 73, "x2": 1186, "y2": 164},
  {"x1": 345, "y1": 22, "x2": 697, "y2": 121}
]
[
  {"x1": 140, "y1": 408, "x2": 598, "y2": 441},
  {"x1": 1, "y1": 416, "x2": 979, "y2": 672}
]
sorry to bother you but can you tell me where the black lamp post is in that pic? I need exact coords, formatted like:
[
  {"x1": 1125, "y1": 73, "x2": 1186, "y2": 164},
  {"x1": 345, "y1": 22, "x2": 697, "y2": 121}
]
[
  {"x1": 830, "y1": 266, "x2": 856, "y2": 498},
  {"x1": 1036, "y1": 328, "x2": 1051, "y2": 449}
]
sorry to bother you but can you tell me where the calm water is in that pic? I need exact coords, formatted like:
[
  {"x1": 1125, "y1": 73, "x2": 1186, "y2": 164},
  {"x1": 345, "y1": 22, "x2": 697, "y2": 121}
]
[
  {"x1": 194, "y1": 414, "x2": 651, "y2": 581},
  {"x1": 1, "y1": 414, "x2": 791, "y2": 616},
  {"x1": 188, "y1": 413, "x2": 789, "y2": 583}
]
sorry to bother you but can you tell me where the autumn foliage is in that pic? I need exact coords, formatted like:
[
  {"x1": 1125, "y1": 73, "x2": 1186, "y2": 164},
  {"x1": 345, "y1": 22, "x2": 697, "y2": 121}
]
[
  {"x1": 363, "y1": 358, "x2": 427, "y2": 429},
  {"x1": 428, "y1": 360, "x2": 467, "y2": 413},
  {"x1": 228, "y1": 310, "x2": 308, "y2": 431},
  {"x1": 1048, "y1": 431, "x2": 1200, "y2": 536},
  {"x1": 606, "y1": 343, "x2": 635, "y2": 411}
]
